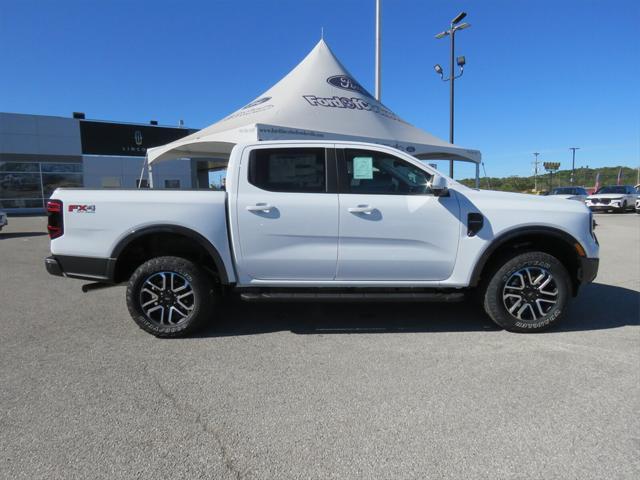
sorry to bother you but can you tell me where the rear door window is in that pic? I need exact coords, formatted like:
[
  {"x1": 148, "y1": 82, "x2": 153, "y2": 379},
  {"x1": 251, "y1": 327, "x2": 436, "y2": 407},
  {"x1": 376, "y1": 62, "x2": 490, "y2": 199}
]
[{"x1": 248, "y1": 148, "x2": 327, "y2": 193}]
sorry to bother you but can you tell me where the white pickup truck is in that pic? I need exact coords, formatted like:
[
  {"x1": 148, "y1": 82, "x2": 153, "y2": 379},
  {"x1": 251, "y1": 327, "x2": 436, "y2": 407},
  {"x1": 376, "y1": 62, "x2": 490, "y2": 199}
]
[{"x1": 45, "y1": 141, "x2": 599, "y2": 337}]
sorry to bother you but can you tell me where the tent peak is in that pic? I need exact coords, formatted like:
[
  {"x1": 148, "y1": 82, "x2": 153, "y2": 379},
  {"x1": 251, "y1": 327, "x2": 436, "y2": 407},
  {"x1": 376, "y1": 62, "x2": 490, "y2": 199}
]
[
  {"x1": 312, "y1": 37, "x2": 332, "y2": 52},
  {"x1": 147, "y1": 36, "x2": 481, "y2": 166}
]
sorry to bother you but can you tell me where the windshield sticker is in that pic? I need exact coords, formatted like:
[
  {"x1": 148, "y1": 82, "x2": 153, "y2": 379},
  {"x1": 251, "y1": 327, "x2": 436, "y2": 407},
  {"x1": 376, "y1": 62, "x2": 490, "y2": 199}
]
[{"x1": 353, "y1": 157, "x2": 373, "y2": 180}]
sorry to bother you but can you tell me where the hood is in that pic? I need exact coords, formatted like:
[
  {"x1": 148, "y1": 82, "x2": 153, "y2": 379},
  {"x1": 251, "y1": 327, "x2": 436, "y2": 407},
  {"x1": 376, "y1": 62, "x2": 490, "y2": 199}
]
[
  {"x1": 549, "y1": 194, "x2": 580, "y2": 200},
  {"x1": 463, "y1": 189, "x2": 589, "y2": 214}
]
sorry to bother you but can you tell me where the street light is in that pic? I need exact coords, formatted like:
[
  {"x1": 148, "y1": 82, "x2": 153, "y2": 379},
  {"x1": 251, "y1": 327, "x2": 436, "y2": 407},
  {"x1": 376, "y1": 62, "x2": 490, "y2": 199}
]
[
  {"x1": 433, "y1": 12, "x2": 472, "y2": 178},
  {"x1": 452, "y1": 12, "x2": 467, "y2": 24}
]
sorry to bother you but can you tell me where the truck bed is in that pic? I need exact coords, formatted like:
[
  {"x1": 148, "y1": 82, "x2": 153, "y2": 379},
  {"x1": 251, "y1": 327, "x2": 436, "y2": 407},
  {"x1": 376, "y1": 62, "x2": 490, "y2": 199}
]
[{"x1": 49, "y1": 189, "x2": 235, "y2": 282}]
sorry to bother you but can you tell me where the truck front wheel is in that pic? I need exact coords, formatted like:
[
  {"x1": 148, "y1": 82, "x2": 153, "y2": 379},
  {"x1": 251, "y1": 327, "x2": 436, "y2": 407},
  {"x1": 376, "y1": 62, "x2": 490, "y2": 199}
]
[
  {"x1": 126, "y1": 256, "x2": 216, "y2": 338},
  {"x1": 482, "y1": 251, "x2": 571, "y2": 332}
]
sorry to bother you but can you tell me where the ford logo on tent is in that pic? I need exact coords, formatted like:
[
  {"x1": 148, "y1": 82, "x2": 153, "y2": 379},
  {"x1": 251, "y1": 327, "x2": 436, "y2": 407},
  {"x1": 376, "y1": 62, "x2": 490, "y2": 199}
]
[
  {"x1": 327, "y1": 75, "x2": 373, "y2": 98},
  {"x1": 241, "y1": 97, "x2": 272, "y2": 110}
]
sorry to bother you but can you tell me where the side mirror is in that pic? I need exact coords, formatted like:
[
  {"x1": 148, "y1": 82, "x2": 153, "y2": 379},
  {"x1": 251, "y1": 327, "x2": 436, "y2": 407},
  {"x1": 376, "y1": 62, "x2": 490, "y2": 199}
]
[{"x1": 429, "y1": 173, "x2": 448, "y2": 196}]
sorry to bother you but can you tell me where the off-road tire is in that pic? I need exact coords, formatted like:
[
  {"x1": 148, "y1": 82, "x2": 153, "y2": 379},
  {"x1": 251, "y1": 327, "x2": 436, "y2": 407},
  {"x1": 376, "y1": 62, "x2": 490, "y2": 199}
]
[
  {"x1": 482, "y1": 251, "x2": 571, "y2": 332},
  {"x1": 126, "y1": 256, "x2": 216, "y2": 338}
]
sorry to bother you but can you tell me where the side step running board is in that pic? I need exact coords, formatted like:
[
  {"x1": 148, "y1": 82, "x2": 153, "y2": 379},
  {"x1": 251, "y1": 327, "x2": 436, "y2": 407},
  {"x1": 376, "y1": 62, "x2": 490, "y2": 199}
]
[
  {"x1": 240, "y1": 292, "x2": 466, "y2": 302},
  {"x1": 82, "y1": 282, "x2": 117, "y2": 293}
]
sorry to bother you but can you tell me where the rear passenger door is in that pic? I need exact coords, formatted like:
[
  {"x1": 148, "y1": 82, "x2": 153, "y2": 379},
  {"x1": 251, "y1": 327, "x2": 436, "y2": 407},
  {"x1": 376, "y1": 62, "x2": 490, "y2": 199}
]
[{"x1": 235, "y1": 146, "x2": 339, "y2": 281}]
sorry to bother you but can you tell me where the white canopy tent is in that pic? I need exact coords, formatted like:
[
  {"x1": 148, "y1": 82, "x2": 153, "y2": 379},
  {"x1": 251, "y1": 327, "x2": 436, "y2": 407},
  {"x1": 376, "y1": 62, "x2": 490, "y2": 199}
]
[{"x1": 145, "y1": 39, "x2": 481, "y2": 186}]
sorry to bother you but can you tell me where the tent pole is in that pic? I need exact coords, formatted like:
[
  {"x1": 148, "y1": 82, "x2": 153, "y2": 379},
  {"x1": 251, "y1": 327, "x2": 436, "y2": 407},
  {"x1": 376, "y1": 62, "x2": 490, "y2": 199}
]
[
  {"x1": 137, "y1": 156, "x2": 148, "y2": 189},
  {"x1": 148, "y1": 163, "x2": 154, "y2": 189},
  {"x1": 475, "y1": 163, "x2": 480, "y2": 189}
]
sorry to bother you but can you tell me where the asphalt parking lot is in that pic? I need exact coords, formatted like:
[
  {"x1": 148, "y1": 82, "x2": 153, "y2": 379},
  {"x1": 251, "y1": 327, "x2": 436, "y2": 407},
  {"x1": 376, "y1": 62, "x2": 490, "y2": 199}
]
[{"x1": 1, "y1": 213, "x2": 638, "y2": 479}]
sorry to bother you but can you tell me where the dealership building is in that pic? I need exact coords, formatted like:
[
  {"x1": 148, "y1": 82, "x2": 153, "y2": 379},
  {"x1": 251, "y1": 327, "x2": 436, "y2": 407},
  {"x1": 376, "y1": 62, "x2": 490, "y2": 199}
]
[{"x1": 0, "y1": 112, "x2": 216, "y2": 213}]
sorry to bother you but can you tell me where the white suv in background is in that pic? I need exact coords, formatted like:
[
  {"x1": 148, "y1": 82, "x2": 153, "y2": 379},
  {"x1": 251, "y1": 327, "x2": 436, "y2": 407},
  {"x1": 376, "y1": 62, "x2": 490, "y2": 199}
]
[
  {"x1": 586, "y1": 185, "x2": 638, "y2": 213},
  {"x1": 548, "y1": 187, "x2": 589, "y2": 202}
]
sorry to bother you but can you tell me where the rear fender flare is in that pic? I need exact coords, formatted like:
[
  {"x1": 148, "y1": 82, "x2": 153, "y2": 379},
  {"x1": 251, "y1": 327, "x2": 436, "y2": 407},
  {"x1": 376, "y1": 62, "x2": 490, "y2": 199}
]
[{"x1": 110, "y1": 224, "x2": 230, "y2": 284}]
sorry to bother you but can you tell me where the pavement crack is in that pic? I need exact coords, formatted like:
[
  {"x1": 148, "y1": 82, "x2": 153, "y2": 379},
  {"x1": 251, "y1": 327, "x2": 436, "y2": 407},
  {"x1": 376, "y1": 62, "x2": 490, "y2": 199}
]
[{"x1": 142, "y1": 362, "x2": 251, "y2": 480}]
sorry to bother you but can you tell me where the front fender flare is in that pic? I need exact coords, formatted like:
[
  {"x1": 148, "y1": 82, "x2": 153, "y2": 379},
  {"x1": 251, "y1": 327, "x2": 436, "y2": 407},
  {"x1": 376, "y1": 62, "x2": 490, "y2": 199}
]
[{"x1": 469, "y1": 226, "x2": 583, "y2": 287}]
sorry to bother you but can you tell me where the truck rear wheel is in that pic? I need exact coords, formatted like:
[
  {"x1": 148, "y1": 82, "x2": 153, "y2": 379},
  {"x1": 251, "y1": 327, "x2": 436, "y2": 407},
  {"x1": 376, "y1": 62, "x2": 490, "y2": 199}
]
[
  {"x1": 482, "y1": 251, "x2": 570, "y2": 332},
  {"x1": 126, "y1": 256, "x2": 216, "y2": 338}
]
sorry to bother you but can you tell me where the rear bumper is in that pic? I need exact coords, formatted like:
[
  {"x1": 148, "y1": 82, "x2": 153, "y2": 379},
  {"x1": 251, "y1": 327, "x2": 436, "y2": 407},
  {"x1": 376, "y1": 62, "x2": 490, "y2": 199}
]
[
  {"x1": 45, "y1": 255, "x2": 116, "y2": 282},
  {"x1": 577, "y1": 257, "x2": 599, "y2": 285},
  {"x1": 45, "y1": 256, "x2": 63, "y2": 276}
]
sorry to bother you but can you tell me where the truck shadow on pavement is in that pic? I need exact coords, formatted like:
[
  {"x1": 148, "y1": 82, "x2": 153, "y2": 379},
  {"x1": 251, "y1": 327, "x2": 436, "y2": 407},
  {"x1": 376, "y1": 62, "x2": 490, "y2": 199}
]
[{"x1": 196, "y1": 283, "x2": 639, "y2": 337}]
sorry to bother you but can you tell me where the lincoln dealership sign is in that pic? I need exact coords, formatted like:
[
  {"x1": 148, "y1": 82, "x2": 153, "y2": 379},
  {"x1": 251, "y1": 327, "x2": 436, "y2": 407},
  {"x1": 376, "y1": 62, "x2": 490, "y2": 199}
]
[{"x1": 80, "y1": 121, "x2": 194, "y2": 157}]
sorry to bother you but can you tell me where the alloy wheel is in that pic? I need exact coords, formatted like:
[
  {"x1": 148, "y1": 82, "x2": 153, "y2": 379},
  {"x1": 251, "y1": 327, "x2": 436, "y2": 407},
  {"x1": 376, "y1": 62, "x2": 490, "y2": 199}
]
[
  {"x1": 502, "y1": 267, "x2": 558, "y2": 321},
  {"x1": 139, "y1": 272, "x2": 195, "y2": 326}
]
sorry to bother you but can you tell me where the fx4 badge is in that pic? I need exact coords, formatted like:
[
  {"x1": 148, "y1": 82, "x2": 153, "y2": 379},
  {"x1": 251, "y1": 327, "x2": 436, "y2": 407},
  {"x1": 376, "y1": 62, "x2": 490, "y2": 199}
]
[{"x1": 68, "y1": 204, "x2": 96, "y2": 213}]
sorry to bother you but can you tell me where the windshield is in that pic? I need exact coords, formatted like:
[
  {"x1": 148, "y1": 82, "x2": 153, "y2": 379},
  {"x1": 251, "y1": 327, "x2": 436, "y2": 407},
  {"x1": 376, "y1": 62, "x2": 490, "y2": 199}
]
[
  {"x1": 550, "y1": 187, "x2": 575, "y2": 195},
  {"x1": 596, "y1": 186, "x2": 625, "y2": 194}
]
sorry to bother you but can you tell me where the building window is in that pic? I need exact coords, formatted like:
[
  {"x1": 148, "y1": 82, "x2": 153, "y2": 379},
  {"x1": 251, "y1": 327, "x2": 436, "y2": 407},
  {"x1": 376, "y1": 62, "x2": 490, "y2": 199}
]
[
  {"x1": 136, "y1": 179, "x2": 149, "y2": 189},
  {"x1": 0, "y1": 162, "x2": 40, "y2": 173},
  {"x1": 164, "y1": 179, "x2": 181, "y2": 189},
  {"x1": 41, "y1": 163, "x2": 83, "y2": 173},
  {"x1": 42, "y1": 172, "x2": 83, "y2": 197},
  {"x1": 0, "y1": 161, "x2": 83, "y2": 209},
  {"x1": 101, "y1": 177, "x2": 121, "y2": 188}
]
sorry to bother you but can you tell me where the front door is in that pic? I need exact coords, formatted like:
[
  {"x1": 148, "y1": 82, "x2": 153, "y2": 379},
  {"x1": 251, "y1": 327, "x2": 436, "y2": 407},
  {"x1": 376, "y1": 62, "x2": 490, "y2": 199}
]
[
  {"x1": 236, "y1": 146, "x2": 338, "y2": 281},
  {"x1": 336, "y1": 148, "x2": 461, "y2": 281}
]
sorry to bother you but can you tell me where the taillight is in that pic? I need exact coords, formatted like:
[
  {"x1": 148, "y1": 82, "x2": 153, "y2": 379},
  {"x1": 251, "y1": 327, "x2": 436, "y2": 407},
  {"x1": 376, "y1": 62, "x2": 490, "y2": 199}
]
[{"x1": 47, "y1": 199, "x2": 63, "y2": 239}]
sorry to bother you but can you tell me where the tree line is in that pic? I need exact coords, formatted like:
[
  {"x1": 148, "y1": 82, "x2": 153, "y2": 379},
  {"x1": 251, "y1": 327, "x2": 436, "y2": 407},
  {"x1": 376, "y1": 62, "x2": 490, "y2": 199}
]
[{"x1": 458, "y1": 166, "x2": 639, "y2": 193}]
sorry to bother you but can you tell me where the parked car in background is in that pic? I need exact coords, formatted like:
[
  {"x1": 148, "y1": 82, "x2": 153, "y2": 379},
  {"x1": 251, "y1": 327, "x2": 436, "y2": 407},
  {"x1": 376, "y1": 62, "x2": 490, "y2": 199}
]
[
  {"x1": 547, "y1": 186, "x2": 589, "y2": 202},
  {"x1": 585, "y1": 185, "x2": 638, "y2": 213},
  {"x1": 0, "y1": 211, "x2": 7, "y2": 231}
]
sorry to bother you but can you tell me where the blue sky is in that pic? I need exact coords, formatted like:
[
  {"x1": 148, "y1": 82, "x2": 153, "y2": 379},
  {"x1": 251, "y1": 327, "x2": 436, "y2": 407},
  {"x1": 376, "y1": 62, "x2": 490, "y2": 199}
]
[{"x1": 1, "y1": 0, "x2": 638, "y2": 179}]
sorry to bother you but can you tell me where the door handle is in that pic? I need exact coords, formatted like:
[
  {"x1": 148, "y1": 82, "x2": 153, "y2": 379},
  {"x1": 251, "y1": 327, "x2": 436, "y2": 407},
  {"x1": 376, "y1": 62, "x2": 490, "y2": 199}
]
[
  {"x1": 348, "y1": 205, "x2": 375, "y2": 214},
  {"x1": 246, "y1": 203, "x2": 273, "y2": 212}
]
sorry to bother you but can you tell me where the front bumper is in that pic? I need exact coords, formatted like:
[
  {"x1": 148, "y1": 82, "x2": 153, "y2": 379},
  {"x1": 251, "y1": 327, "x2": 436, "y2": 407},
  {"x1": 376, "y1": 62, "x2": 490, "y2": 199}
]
[
  {"x1": 577, "y1": 257, "x2": 599, "y2": 284},
  {"x1": 587, "y1": 202, "x2": 622, "y2": 211}
]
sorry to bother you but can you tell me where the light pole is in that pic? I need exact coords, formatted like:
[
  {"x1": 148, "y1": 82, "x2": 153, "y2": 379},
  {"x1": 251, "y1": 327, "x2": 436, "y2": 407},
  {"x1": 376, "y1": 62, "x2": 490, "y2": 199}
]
[
  {"x1": 375, "y1": 0, "x2": 382, "y2": 101},
  {"x1": 434, "y1": 12, "x2": 471, "y2": 178},
  {"x1": 569, "y1": 147, "x2": 580, "y2": 185}
]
